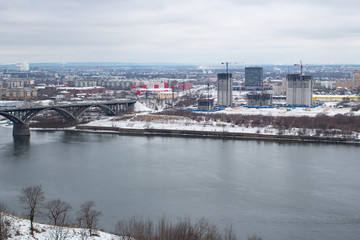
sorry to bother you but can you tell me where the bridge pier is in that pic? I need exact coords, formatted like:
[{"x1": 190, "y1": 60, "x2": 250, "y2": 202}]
[
  {"x1": 128, "y1": 103, "x2": 135, "y2": 112},
  {"x1": 13, "y1": 124, "x2": 31, "y2": 136}
]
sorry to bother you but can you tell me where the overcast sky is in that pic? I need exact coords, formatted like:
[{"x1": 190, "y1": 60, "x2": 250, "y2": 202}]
[{"x1": 1, "y1": 0, "x2": 360, "y2": 65}]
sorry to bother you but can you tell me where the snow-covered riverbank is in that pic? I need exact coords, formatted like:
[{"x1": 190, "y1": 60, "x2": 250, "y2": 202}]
[
  {"x1": 2, "y1": 101, "x2": 359, "y2": 143},
  {"x1": 2, "y1": 213, "x2": 120, "y2": 240}
]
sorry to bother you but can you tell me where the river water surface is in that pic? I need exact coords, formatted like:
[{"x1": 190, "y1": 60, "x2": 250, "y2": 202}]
[{"x1": 0, "y1": 126, "x2": 360, "y2": 240}]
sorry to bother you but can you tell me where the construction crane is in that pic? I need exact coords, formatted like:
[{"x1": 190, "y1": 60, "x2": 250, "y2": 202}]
[
  {"x1": 293, "y1": 61, "x2": 311, "y2": 105},
  {"x1": 294, "y1": 61, "x2": 310, "y2": 77},
  {"x1": 221, "y1": 62, "x2": 243, "y2": 72},
  {"x1": 221, "y1": 62, "x2": 232, "y2": 78}
]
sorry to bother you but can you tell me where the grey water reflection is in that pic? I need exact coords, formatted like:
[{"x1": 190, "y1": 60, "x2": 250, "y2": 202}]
[
  {"x1": 0, "y1": 127, "x2": 360, "y2": 240},
  {"x1": 12, "y1": 136, "x2": 30, "y2": 157}
]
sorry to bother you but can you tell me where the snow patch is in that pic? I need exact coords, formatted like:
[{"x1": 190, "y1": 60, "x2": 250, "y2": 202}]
[
  {"x1": 218, "y1": 105, "x2": 360, "y2": 117},
  {"x1": 134, "y1": 102, "x2": 153, "y2": 112},
  {"x1": 2, "y1": 213, "x2": 122, "y2": 240}
]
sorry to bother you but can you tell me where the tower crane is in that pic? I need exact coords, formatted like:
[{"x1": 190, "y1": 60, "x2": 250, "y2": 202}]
[
  {"x1": 293, "y1": 61, "x2": 312, "y2": 106},
  {"x1": 294, "y1": 61, "x2": 310, "y2": 77}
]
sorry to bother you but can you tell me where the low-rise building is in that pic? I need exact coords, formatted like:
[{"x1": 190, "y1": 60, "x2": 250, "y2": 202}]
[
  {"x1": 2, "y1": 78, "x2": 34, "y2": 88},
  {"x1": 56, "y1": 86, "x2": 106, "y2": 97},
  {"x1": 246, "y1": 93, "x2": 272, "y2": 106},
  {"x1": 158, "y1": 92, "x2": 178, "y2": 99},
  {"x1": 3, "y1": 88, "x2": 38, "y2": 101},
  {"x1": 198, "y1": 98, "x2": 214, "y2": 111}
]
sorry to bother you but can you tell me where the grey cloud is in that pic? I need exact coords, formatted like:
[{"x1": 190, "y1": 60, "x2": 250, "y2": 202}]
[{"x1": 0, "y1": 0, "x2": 360, "y2": 64}]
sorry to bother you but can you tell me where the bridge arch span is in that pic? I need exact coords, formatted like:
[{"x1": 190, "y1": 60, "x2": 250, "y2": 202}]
[
  {"x1": 0, "y1": 100, "x2": 136, "y2": 136},
  {"x1": 0, "y1": 112, "x2": 26, "y2": 125},
  {"x1": 26, "y1": 107, "x2": 77, "y2": 123},
  {"x1": 75, "y1": 104, "x2": 116, "y2": 118}
]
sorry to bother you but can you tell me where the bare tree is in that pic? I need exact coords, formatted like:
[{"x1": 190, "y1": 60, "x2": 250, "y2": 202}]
[
  {"x1": 44, "y1": 199, "x2": 72, "y2": 226},
  {"x1": 19, "y1": 185, "x2": 45, "y2": 235},
  {"x1": 0, "y1": 202, "x2": 10, "y2": 240},
  {"x1": 76, "y1": 201, "x2": 102, "y2": 235}
]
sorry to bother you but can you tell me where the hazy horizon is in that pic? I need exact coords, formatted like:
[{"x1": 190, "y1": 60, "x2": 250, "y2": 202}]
[{"x1": 3, "y1": 61, "x2": 360, "y2": 70}]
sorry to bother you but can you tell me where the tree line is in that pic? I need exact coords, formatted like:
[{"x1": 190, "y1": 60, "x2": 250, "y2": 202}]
[
  {"x1": 0, "y1": 185, "x2": 263, "y2": 240},
  {"x1": 158, "y1": 110, "x2": 360, "y2": 136}
]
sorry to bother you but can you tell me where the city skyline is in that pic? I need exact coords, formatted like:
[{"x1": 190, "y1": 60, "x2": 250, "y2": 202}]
[{"x1": 1, "y1": 0, "x2": 360, "y2": 65}]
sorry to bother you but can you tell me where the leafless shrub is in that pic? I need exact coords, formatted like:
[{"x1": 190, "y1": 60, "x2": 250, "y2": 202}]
[
  {"x1": 0, "y1": 202, "x2": 10, "y2": 240},
  {"x1": 248, "y1": 234, "x2": 262, "y2": 240},
  {"x1": 194, "y1": 218, "x2": 221, "y2": 240},
  {"x1": 79, "y1": 229, "x2": 89, "y2": 240},
  {"x1": 115, "y1": 217, "x2": 240, "y2": 240},
  {"x1": 19, "y1": 185, "x2": 45, "y2": 235},
  {"x1": 46, "y1": 225, "x2": 70, "y2": 240}
]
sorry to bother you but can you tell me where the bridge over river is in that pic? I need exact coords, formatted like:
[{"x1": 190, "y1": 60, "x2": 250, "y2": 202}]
[{"x1": 0, "y1": 100, "x2": 136, "y2": 136}]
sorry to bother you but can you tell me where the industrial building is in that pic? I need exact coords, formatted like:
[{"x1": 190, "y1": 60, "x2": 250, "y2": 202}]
[
  {"x1": 244, "y1": 67, "x2": 263, "y2": 90},
  {"x1": 246, "y1": 93, "x2": 272, "y2": 106},
  {"x1": 312, "y1": 95, "x2": 360, "y2": 102},
  {"x1": 286, "y1": 74, "x2": 313, "y2": 106},
  {"x1": 217, "y1": 73, "x2": 232, "y2": 106}
]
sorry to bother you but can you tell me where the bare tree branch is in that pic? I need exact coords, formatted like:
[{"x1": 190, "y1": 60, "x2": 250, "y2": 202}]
[{"x1": 45, "y1": 199, "x2": 72, "y2": 226}]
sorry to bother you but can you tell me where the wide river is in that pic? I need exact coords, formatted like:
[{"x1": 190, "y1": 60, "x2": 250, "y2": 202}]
[{"x1": 0, "y1": 126, "x2": 360, "y2": 240}]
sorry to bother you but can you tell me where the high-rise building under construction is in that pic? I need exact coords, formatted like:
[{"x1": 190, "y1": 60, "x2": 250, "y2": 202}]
[
  {"x1": 286, "y1": 74, "x2": 313, "y2": 106},
  {"x1": 217, "y1": 73, "x2": 232, "y2": 106}
]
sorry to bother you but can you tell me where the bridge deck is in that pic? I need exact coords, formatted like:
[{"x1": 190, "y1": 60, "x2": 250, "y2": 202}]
[{"x1": 0, "y1": 100, "x2": 136, "y2": 111}]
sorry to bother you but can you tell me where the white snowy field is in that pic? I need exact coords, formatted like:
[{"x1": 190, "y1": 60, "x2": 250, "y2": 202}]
[
  {"x1": 2, "y1": 213, "x2": 121, "y2": 240},
  {"x1": 84, "y1": 115, "x2": 277, "y2": 135},
  {"x1": 219, "y1": 103, "x2": 360, "y2": 117},
  {"x1": 82, "y1": 115, "x2": 359, "y2": 140}
]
